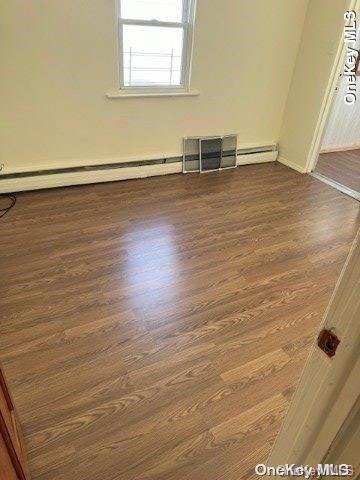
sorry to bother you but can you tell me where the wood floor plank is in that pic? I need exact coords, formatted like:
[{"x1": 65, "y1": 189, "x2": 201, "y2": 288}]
[
  {"x1": 316, "y1": 149, "x2": 360, "y2": 192},
  {"x1": 220, "y1": 348, "x2": 291, "y2": 386},
  {"x1": 0, "y1": 163, "x2": 359, "y2": 479}
]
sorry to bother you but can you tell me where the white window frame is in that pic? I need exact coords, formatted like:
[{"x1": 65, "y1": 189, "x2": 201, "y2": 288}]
[{"x1": 117, "y1": 0, "x2": 196, "y2": 95}]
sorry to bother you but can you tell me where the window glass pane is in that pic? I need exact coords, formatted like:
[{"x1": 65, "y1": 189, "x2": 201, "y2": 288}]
[
  {"x1": 121, "y1": 0, "x2": 184, "y2": 22},
  {"x1": 123, "y1": 25, "x2": 183, "y2": 86}
]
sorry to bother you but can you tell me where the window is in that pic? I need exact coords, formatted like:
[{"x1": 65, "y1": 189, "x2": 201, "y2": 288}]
[{"x1": 117, "y1": 0, "x2": 196, "y2": 92}]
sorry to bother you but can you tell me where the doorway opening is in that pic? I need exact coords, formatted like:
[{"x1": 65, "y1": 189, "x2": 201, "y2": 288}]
[{"x1": 311, "y1": 41, "x2": 360, "y2": 200}]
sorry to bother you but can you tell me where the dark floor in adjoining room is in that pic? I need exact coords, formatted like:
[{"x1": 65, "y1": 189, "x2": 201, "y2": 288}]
[
  {"x1": 315, "y1": 149, "x2": 360, "y2": 193},
  {"x1": 0, "y1": 162, "x2": 359, "y2": 480}
]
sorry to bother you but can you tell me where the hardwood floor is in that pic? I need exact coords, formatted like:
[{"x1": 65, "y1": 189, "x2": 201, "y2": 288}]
[
  {"x1": 316, "y1": 149, "x2": 360, "y2": 192},
  {"x1": 0, "y1": 163, "x2": 359, "y2": 480}
]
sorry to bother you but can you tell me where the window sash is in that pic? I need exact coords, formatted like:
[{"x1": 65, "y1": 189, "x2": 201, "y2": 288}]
[
  {"x1": 119, "y1": 19, "x2": 187, "y2": 29},
  {"x1": 117, "y1": 0, "x2": 194, "y2": 91},
  {"x1": 118, "y1": 0, "x2": 190, "y2": 24}
]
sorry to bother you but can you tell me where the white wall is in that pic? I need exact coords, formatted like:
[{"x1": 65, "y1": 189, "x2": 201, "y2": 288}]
[
  {"x1": 277, "y1": 0, "x2": 349, "y2": 172},
  {"x1": 0, "y1": 0, "x2": 309, "y2": 173},
  {"x1": 321, "y1": 75, "x2": 360, "y2": 151}
]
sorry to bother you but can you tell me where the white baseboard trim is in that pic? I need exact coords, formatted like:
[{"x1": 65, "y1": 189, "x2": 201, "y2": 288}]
[
  {"x1": 0, "y1": 163, "x2": 181, "y2": 194},
  {"x1": 237, "y1": 151, "x2": 277, "y2": 165},
  {"x1": 277, "y1": 155, "x2": 307, "y2": 173},
  {"x1": 0, "y1": 151, "x2": 277, "y2": 193},
  {"x1": 320, "y1": 143, "x2": 360, "y2": 153}
]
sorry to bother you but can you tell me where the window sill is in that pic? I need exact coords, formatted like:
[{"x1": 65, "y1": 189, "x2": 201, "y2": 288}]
[{"x1": 106, "y1": 89, "x2": 200, "y2": 99}]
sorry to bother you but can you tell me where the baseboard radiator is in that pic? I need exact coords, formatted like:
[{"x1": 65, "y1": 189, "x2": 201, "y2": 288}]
[{"x1": 0, "y1": 144, "x2": 278, "y2": 193}]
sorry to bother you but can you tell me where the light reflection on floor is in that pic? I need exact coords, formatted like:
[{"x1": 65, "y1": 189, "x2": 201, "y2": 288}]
[{"x1": 124, "y1": 222, "x2": 181, "y2": 311}]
